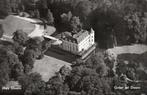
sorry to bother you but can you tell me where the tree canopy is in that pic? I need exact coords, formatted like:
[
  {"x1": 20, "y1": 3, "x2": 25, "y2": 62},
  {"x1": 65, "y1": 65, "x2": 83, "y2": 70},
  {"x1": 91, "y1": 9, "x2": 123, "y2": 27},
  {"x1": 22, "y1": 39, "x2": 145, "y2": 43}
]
[{"x1": 13, "y1": 30, "x2": 29, "y2": 46}]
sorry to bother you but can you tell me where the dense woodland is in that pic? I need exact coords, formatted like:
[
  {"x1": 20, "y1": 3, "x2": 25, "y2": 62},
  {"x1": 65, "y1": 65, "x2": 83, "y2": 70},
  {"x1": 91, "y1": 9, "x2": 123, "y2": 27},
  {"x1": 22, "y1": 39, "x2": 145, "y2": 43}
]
[
  {"x1": 1, "y1": 0, "x2": 147, "y2": 47},
  {"x1": 0, "y1": 0, "x2": 147, "y2": 95}
]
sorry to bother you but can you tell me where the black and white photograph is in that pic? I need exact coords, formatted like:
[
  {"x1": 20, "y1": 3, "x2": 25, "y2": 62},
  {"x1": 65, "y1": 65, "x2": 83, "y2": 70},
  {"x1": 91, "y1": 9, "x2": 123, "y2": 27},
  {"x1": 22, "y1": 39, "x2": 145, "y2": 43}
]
[{"x1": 0, "y1": 0, "x2": 147, "y2": 95}]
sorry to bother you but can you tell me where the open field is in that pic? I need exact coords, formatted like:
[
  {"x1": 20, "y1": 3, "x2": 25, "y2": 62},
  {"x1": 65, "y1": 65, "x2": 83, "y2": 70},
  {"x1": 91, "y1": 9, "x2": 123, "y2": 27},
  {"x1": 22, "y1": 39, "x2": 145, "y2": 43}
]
[
  {"x1": 106, "y1": 44, "x2": 147, "y2": 75},
  {"x1": 32, "y1": 55, "x2": 71, "y2": 82},
  {"x1": 2, "y1": 15, "x2": 35, "y2": 37},
  {"x1": 107, "y1": 44, "x2": 147, "y2": 55},
  {"x1": 1, "y1": 15, "x2": 56, "y2": 38}
]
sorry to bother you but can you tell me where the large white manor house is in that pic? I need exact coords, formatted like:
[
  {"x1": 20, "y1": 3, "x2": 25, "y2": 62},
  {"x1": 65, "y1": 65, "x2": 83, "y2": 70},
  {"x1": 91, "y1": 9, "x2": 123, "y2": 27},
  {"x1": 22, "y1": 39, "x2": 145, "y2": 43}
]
[{"x1": 58, "y1": 29, "x2": 95, "y2": 55}]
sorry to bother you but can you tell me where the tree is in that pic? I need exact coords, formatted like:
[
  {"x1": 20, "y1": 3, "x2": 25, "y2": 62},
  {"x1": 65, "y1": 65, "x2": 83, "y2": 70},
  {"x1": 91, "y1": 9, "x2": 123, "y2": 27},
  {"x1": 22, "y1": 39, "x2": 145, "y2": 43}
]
[
  {"x1": 58, "y1": 65, "x2": 71, "y2": 81},
  {"x1": 6, "y1": 50, "x2": 21, "y2": 67},
  {"x1": 11, "y1": 62, "x2": 24, "y2": 80},
  {"x1": 46, "y1": 9, "x2": 54, "y2": 25},
  {"x1": 60, "y1": 11, "x2": 73, "y2": 31},
  {"x1": 34, "y1": 9, "x2": 40, "y2": 18},
  {"x1": 13, "y1": 30, "x2": 29, "y2": 46},
  {"x1": 5, "y1": 50, "x2": 24, "y2": 79},
  {"x1": 124, "y1": 12, "x2": 147, "y2": 44},
  {"x1": 23, "y1": 64, "x2": 33, "y2": 74},
  {"x1": 66, "y1": 65, "x2": 97, "y2": 91},
  {"x1": 0, "y1": 24, "x2": 4, "y2": 38},
  {"x1": 59, "y1": 65, "x2": 71, "y2": 76},
  {"x1": 113, "y1": 11, "x2": 147, "y2": 45},
  {"x1": 87, "y1": 0, "x2": 147, "y2": 46},
  {"x1": 70, "y1": 16, "x2": 82, "y2": 32},
  {"x1": 9, "y1": 0, "x2": 21, "y2": 13},
  {"x1": 61, "y1": 11, "x2": 72, "y2": 23},
  {"x1": 22, "y1": 49, "x2": 36, "y2": 70},
  {"x1": 37, "y1": 0, "x2": 48, "y2": 9},
  {"x1": 26, "y1": 37, "x2": 43, "y2": 50},
  {"x1": 73, "y1": 0, "x2": 94, "y2": 30},
  {"x1": 89, "y1": 7, "x2": 120, "y2": 48},
  {"x1": 14, "y1": 43, "x2": 24, "y2": 56},
  {"x1": 0, "y1": 59, "x2": 10, "y2": 87},
  {"x1": 47, "y1": 75, "x2": 69, "y2": 95},
  {"x1": 74, "y1": 0, "x2": 93, "y2": 21},
  {"x1": 85, "y1": 52, "x2": 109, "y2": 77},
  {"x1": 0, "y1": 0, "x2": 11, "y2": 17},
  {"x1": 60, "y1": 11, "x2": 82, "y2": 32},
  {"x1": 0, "y1": 46, "x2": 23, "y2": 86},
  {"x1": 86, "y1": 52, "x2": 105, "y2": 69},
  {"x1": 18, "y1": 72, "x2": 46, "y2": 95},
  {"x1": 79, "y1": 75, "x2": 111, "y2": 95},
  {"x1": 0, "y1": 40, "x2": 24, "y2": 59},
  {"x1": 26, "y1": 37, "x2": 44, "y2": 59},
  {"x1": 65, "y1": 64, "x2": 112, "y2": 95},
  {"x1": 21, "y1": 48, "x2": 39, "y2": 74}
]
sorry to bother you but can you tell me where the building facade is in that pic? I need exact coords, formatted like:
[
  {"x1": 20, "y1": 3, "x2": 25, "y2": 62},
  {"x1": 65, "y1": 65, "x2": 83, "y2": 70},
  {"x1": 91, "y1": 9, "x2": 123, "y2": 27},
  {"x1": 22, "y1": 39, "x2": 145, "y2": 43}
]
[{"x1": 59, "y1": 29, "x2": 95, "y2": 55}]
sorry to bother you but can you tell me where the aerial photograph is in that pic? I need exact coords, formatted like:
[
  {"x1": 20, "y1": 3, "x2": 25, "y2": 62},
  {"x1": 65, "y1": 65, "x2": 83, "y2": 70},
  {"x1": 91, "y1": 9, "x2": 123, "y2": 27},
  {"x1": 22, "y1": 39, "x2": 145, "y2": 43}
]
[{"x1": 0, "y1": 0, "x2": 147, "y2": 95}]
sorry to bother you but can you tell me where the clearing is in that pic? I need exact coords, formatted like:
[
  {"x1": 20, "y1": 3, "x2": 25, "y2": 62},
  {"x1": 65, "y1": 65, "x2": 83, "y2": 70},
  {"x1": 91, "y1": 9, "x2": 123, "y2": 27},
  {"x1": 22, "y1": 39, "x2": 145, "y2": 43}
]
[
  {"x1": 106, "y1": 44, "x2": 147, "y2": 55},
  {"x1": 32, "y1": 55, "x2": 71, "y2": 82},
  {"x1": 106, "y1": 44, "x2": 147, "y2": 75},
  {"x1": 1, "y1": 15, "x2": 56, "y2": 38}
]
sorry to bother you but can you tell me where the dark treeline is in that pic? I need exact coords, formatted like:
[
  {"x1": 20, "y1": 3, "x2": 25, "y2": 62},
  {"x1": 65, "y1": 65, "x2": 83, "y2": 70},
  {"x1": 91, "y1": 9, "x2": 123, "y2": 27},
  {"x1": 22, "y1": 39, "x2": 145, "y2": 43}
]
[
  {"x1": 0, "y1": 30, "x2": 53, "y2": 95},
  {"x1": 1, "y1": 0, "x2": 147, "y2": 48}
]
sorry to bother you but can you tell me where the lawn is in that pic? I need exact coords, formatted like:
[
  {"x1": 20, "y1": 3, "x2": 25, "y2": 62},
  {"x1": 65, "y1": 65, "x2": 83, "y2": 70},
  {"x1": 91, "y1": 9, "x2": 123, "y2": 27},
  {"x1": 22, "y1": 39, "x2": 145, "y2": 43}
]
[
  {"x1": 2, "y1": 15, "x2": 56, "y2": 38},
  {"x1": 107, "y1": 44, "x2": 147, "y2": 55},
  {"x1": 32, "y1": 55, "x2": 71, "y2": 82},
  {"x1": 107, "y1": 44, "x2": 147, "y2": 76},
  {"x1": 2, "y1": 15, "x2": 35, "y2": 37}
]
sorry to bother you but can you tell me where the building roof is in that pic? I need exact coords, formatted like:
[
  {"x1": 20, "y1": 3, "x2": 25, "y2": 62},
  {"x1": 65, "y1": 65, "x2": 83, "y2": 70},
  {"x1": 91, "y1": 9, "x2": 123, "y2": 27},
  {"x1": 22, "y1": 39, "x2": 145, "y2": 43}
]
[{"x1": 60, "y1": 30, "x2": 90, "y2": 43}]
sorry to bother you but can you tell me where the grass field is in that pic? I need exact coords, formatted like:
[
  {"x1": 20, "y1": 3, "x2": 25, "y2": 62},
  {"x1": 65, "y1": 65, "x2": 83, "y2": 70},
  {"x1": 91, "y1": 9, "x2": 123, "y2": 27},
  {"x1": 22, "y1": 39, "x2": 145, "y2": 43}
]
[
  {"x1": 2, "y1": 15, "x2": 35, "y2": 37},
  {"x1": 32, "y1": 55, "x2": 71, "y2": 82},
  {"x1": 107, "y1": 44, "x2": 147, "y2": 55},
  {"x1": 2, "y1": 15, "x2": 56, "y2": 38},
  {"x1": 107, "y1": 44, "x2": 147, "y2": 76}
]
